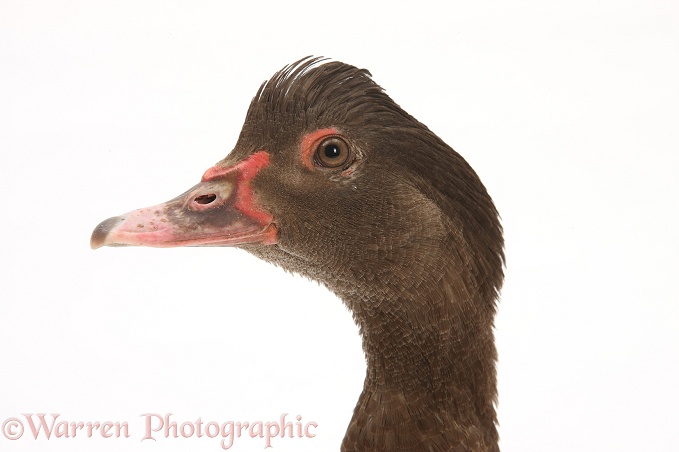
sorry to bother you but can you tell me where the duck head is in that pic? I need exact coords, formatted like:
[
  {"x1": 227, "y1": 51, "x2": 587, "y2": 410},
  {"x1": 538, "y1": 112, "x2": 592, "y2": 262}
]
[{"x1": 91, "y1": 57, "x2": 504, "y2": 452}]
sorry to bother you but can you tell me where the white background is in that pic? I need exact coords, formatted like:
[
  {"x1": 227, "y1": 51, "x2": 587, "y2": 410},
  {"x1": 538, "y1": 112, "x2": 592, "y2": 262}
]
[{"x1": 1, "y1": 1, "x2": 678, "y2": 451}]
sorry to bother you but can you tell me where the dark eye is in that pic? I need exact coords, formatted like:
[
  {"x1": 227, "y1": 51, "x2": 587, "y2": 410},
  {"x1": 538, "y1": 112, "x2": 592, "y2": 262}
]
[{"x1": 314, "y1": 137, "x2": 351, "y2": 169}]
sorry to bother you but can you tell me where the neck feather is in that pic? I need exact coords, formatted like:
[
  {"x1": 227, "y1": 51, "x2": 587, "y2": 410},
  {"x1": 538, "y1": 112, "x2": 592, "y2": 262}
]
[{"x1": 339, "y1": 252, "x2": 499, "y2": 452}]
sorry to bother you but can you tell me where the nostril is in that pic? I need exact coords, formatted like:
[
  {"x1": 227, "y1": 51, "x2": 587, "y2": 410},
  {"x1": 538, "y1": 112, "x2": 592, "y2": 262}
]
[{"x1": 194, "y1": 194, "x2": 217, "y2": 205}]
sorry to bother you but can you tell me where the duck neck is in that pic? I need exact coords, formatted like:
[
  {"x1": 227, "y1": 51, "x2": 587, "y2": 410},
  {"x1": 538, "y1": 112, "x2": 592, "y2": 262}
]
[{"x1": 340, "y1": 270, "x2": 499, "y2": 451}]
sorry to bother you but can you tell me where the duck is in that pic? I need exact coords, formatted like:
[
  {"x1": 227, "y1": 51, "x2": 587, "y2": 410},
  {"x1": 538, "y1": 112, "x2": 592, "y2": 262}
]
[{"x1": 91, "y1": 57, "x2": 504, "y2": 452}]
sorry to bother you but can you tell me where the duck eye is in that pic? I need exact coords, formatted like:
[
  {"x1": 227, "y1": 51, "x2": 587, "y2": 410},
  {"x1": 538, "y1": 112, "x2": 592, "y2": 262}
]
[{"x1": 314, "y1": 137, "x2": 351, "y2": 169}]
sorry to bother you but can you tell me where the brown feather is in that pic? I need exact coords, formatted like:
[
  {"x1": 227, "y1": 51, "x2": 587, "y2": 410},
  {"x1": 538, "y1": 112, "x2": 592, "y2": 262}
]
[{"x1": 237, "y1": 58, "x2": 504, "y2": 451}]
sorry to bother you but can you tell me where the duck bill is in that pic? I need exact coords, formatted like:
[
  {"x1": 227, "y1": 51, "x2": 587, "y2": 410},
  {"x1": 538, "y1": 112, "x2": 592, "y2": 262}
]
[{"x1": 90, "y1": 151, "x2": 277, "y2": 250}]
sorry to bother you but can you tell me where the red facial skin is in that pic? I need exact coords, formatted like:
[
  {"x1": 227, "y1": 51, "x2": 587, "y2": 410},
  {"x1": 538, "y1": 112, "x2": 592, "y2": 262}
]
[
  {"x1": 299, "y1": 128, "x2": 339, "y2": 170},
  {"x1": 200, "y1": 151, "x2": 275, "y2": 227}
]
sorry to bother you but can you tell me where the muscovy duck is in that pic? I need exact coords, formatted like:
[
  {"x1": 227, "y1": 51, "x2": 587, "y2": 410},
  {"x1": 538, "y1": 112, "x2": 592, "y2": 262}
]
[{"x1": 91, "y1": 57, "x2": 504, "y2": 452}]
